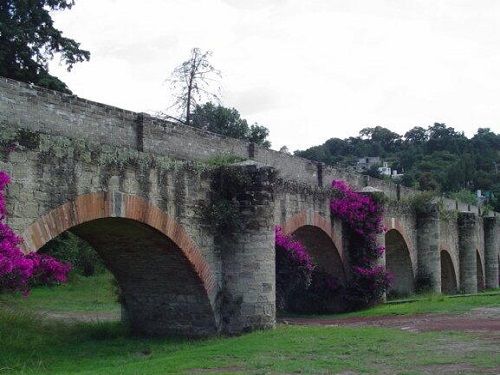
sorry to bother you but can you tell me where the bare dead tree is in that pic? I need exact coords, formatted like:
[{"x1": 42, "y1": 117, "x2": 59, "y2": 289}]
[{"x1": 167, "y1": 48, "x2": 221, "y2": 125}]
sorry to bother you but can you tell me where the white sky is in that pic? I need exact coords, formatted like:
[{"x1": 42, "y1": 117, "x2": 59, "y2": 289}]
[{"x1": 49, "y1": 0, "x2": 500, "y2": 151}]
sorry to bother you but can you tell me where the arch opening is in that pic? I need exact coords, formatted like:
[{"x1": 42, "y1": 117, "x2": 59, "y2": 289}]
[
  {"x1": 276, "y1": 225, "x2": 346, "y2": 314},
  {"x1": 292, "y1": 226, "x2": 346, "y2": 281},
  {"x1": 36, "y1": 218, "x2": 216, "y2": 337},
  {"x1": 440, "y1": 250, "x2": 458, "y2": 295},
  {"x1": 385, "y1": 229, "x2": 414, "y2": 298},
  {"x1": 476, "y1": 250, "x2": 485, "y2": 292}
]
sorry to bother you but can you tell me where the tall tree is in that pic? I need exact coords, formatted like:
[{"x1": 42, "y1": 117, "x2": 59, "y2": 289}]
[
  {"x1": 0, "y1": 0, "x2": 90, "y2": 93},
  {"x1": 168, "y1": 48, "x2": 221, "y2": 125},
  {"x1": 360, "y1": 126, "x2": 402, "y2": 152},
  {"x1": 404, "y1": 126, "x2": 427, "y2": 146}
]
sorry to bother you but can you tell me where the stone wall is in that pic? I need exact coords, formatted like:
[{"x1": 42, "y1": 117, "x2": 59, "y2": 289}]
[
  {"x1": 0, "y1": 130, "x2": 224, "y2": 336},
  {"x1": 0, "y1": 77, "x2": 499, "y2": 337},
  {"x1": 0, "y1": 76, "x2": 493, "y2": 216}
]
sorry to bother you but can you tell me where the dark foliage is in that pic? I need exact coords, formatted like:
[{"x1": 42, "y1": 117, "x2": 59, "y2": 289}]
[
  {"x1": 192, "y1": 102, "x2": 271, "y2": 147},
  {"x1": 39, "y1": 232, "x2": 104, "y2": 277},
  {"x1": 0, "y1": 0, "x2": 89, "y2": 93},
  {"x1": 296, "y1": 124, "x2": 500, "y2": 210}
]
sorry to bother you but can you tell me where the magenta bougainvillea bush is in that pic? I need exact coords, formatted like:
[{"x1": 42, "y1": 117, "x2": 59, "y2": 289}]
[
  {"x1": 276, "y1": 180, "x2": 391, "y2": 313},
  {"x1": 275, "y1": 226, "x2": 314, "y2": 311},
  {"x1": 275, "y1": 226, "x2": 342, "y2": 312},
  {"x1": 0, "y1": 171, "x2": 71, "y2": 294},
  {"x1": 330, "y1": 180, "x2": 391, "y2": 308}
]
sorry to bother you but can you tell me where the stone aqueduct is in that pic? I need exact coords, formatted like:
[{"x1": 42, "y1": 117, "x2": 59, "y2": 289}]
[{"x1": 0, "y1": 77, "x2": 499, "y2": 336}]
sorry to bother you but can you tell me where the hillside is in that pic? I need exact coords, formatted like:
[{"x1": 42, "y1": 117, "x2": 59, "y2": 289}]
[{"x1": 295, "y1": 124, "x2": 500, "y2": 211}]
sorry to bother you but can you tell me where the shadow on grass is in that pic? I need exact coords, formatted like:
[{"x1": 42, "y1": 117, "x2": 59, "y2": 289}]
[{"x1": 0, "y1": 308, "x2": 192, "y2": 374}]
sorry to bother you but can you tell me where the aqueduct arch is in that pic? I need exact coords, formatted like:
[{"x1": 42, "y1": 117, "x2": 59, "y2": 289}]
[
  {"x1": 440, "y1": 250, "x2": 458, "y2": 294},
  {"x1": 476, "y1": 250, "x2": 485, "y2": 291},
  {"x1": 291, "y1": 225, "x2": 346, "y2": 283},
  {"x1": 385, "y1": 229, "x2": 414, "y2": 297},
  {"x1": 21, "y1": 192, "x2": 218, "y2": 337},
  {"x1": 2, "y1": 76, "x2": 500, "y2": 337}
]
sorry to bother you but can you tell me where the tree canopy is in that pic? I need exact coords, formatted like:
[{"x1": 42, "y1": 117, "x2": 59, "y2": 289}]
[
  {"x1": 0, "y1": 0, "x2": 89, "y2": 93},
  {"x1": 295, "y1": 124, "x2": 500, "y2": 210},
  {"x1": 191, "y1": 102, "x2": 271, "y2": 147}
]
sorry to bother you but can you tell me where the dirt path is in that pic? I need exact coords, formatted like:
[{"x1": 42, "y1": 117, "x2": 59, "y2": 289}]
[
  {"x1": 40, "y1": 310, "x2": 120, "y2": 323},
  {"x1": 280, "y1": 307, "x2": 500, "y2": 334},
  {"x1": 40, "y1": 306, "x2": 500, "y2": 336}
]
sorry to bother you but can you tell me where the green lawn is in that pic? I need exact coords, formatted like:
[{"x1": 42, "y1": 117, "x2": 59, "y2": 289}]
[
  {"x1": 0, "y1": 275, "x2": 499, "y2": 374},
  {"x1": 0, "y1": 273, "x2": 119, "y2": 314},
  {"x1": 2, "y1": 274, "x2": 498, "y2": 319},
  {"x1": 0, "y1": 308, "x2": 498, "y2": 375},
  {"x1": 302, "y1": 290, "x2": 500, "y2": 320}
]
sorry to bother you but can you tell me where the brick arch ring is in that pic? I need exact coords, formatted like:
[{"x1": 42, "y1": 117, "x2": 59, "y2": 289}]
[
  {"x1": 383, "y1": 218, "x2": 414, "y2": 255},
  {"x1": 280, "y1": 211, "x2": 343, "y2": 259},
  {"x1": 440, "y1": 248, "x2": 460, "y2": 287},
  {"x1": 20, "y1": 191, "x2": 217, "y2": 302}
]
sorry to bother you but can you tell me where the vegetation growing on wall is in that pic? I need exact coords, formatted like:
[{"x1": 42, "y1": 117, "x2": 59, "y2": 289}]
[
  {"x1": 276, "y1": 180, "x2": 390, "y2": 313},
  {"x1": 199, "y1": 163, "x2": 250, "y2": 233},
  {"x1": 0, "y1": 125, "x2": 208, "y2": 175},
  {"x1": 330, "y1": 180, "x2": 391, "y2": 308},
  {"x1": 275, "y1": 226, "x2": 314, "y2": 311},
  {"x1": 275, "y1": 226, "x2": 343, "y2": 313}
]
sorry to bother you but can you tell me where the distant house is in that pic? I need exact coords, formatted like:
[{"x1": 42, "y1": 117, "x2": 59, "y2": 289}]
[
  {"x1": 356, "y1": 156, "x2": 381, "y2": 171},
  {"x1": 357, "y1": 157, "x2": 404, "y2": 180},
  {"x1": 378, "y1": 162, "x2": 391, "y2": 176}
]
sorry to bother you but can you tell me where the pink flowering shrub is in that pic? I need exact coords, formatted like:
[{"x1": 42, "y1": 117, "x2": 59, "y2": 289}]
[
  {"x1": 275, "y1": 226, "x2": 343, "y2": 312},
  {"x1": 275, "y1": 226, "x2": 314, "y2": 311},
  {"x1": 330, "y1": 180, "x2": 391, "y2": 308},
  {"x1": 275, "y1": 226, "x2": 314, "y2": 271},
  {"x1": 0, "y1": 171, "x2": 70, "y2": 294}
]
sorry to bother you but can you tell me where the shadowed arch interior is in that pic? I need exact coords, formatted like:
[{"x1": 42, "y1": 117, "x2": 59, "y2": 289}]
[
  {"x1": 440, "y1": 250, "x2": 458, "y2": 294},
  {"x1": 291, "y1": 225, "x2": 345, "y2": 282},
  {"x1": 31, "y1": 213, "x2": 217, "y2": 337},
  {"x1": 60, "y1": 218, "x2": 216, "y2": 337},
  {"x1": 476, "y1": 250, "x2": 485, "y2": 291},
  {"x1": 19, "y1": 192, "x2": 220, "y2": 337},
  {"x1": 385, "y1": 229, "x2": 414, "y2": 297}
]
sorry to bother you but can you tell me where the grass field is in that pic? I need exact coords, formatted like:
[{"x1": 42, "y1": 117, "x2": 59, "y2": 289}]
[
  {"x1": 0, "y1": 273, "x2": 119, "y2": 314},
  {"x1": 0, "y1": 274, "x2": 499, "y2": 374},
  {"x1": 2, "y1": 272, "x2": 498, "y2": 318},
  {"x1": 1, "y1": 309, "x2": 498, "y2": 375},
  {"x1": 300, "y1": 290, "x2": 500, "y2": 320}
]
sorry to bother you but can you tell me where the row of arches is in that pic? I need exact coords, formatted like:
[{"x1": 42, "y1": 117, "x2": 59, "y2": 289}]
[
  {"x1": 20, "y1": 196, "x2": 492, "y2": 335},
  {"x1": 283, "y1": 225, "x2": 488, "y2": 300},
  {"x1": 385, "y1": 230, "x2": 488, "y2": 297},
  {"x1": 21, "y1": 193, "x2": 218, "y2": 337}
]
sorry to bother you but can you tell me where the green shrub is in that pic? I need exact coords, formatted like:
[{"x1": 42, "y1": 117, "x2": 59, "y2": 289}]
[{"x1": 40, "y1": 232, "x2": 105, "y2": 277}]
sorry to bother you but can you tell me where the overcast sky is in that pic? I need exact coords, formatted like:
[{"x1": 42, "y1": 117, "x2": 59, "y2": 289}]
[{"x1": 49, "y1": 0, "x2": 500, "y2": 151}]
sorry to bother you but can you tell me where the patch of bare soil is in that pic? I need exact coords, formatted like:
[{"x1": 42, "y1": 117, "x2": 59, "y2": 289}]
[
  {"x1": 40, "y1": 310, "x2": 120, "y2": 323},
  {"x1": 281, "y1": 307, "x2": 500, "y2": 374},
  {"x1": 190, "y1": 366, "x2": 244, "y2": 374},
  {"x1": 417, "y1": 363, "x2": 497, "y2": 375},
  {"x1": 280, "y1": 307, "x2": 500, "y2": 335}
]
